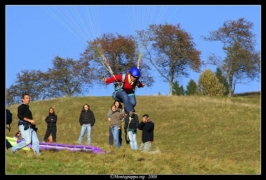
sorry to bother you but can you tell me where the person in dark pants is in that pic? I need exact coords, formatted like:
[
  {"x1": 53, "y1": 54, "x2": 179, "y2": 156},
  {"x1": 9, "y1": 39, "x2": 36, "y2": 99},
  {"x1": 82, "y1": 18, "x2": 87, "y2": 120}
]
[
  {"x1": 43, "y1": 107, "x2": 57, "y2": 142},
  {"x1": 107, "y1": 100, "x2": 124, "y2": 145}
]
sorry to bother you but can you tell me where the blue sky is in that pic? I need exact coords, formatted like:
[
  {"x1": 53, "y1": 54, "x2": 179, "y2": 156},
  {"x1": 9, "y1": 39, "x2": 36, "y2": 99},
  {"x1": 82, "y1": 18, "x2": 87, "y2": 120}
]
[{"x1": 5, "y1": 5, "x2": 261, "y2": 96}]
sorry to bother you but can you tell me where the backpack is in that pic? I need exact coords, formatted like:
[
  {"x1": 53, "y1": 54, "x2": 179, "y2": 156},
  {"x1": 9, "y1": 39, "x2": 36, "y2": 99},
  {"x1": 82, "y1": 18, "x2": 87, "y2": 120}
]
[
  {"x1": 112, "y1": 73, "x2": 126, "y2": 101},
  {"x1": 6, "y1": 109, "x2": 13, "y2": 132}
]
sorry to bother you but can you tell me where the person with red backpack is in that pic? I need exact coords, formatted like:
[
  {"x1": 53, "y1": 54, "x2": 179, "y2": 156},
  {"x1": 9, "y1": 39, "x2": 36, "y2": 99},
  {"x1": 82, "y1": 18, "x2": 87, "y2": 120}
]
[{"x1": 102, "y1": 66, "x2": 145, "y2": 117}]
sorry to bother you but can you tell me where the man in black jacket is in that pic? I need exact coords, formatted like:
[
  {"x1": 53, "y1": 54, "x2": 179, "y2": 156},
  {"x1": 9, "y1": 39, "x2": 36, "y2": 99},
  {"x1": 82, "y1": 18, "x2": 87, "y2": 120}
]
[
  {"x1": 137, "y1": 114, "x2": 160, "y2": 153},
  {"x1": 137, "y1": 114, "x2": 154, "y2": 152},
  {"x1": 10, "y1": 93, "x2": 41, "y2": 155}
]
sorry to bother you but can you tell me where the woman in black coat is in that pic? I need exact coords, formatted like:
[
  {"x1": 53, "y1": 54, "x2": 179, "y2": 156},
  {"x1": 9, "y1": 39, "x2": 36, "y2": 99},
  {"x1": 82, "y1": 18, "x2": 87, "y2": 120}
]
[{"x1": 43, "y1": 107, "x2": 57, "y2": 142}]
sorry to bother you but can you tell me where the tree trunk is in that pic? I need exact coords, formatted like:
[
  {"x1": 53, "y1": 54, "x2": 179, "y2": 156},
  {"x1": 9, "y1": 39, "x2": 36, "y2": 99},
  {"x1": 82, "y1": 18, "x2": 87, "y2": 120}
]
[
  {"x1": 228, "y1": 74, "x2": 233, "y2": 97},
  {"x1": 169, "y1": 81, "x2": 173, "y2": 96}
]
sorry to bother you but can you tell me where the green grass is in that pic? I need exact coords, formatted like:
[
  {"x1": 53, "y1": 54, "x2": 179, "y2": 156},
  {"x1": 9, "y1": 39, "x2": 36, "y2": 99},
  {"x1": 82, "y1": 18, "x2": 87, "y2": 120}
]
[{"x1": 5, "y1": 95, "x2": 261, "y2": 174}]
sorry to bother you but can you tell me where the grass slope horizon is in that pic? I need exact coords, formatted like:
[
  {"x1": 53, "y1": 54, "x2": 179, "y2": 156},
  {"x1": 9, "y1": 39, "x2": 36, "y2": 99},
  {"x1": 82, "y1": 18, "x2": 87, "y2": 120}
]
[{"x1": 6, "y1": 94, "x2": 261, "y2": 174}]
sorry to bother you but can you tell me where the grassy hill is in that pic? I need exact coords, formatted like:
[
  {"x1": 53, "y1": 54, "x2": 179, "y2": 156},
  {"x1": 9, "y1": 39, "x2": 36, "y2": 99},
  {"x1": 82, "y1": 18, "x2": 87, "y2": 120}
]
[{"x1": 5, "y1": 95, "x2": 261, "y2": 174}]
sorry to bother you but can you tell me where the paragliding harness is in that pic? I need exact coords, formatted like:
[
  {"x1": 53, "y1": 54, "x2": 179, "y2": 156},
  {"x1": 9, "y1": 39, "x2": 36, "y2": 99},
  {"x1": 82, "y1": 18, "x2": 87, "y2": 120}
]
[
  {"x1": 18, "y1": 119, "x2": 38, "y2": 131},
  {"x1": 112, "y1": 73, "x2": 126, "y2": 101},
  {"x1": 112, "y1": 73, "x2": 137, "y2": 101},
  {"x1": 92, "y1": 44, "x2": 140, "y2": 101}
]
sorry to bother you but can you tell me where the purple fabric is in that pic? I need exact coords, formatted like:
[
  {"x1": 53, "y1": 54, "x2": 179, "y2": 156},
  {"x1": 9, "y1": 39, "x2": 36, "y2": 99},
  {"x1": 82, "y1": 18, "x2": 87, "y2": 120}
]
[{"x1": 17, "y1": 139, "x2": 105, "y2": 154}]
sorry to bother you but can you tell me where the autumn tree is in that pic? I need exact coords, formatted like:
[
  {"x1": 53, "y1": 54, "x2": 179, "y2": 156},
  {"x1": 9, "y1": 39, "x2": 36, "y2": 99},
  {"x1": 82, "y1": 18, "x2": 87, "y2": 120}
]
[
  {"x1": 185, "y1": 79, "x2": 197, "y2": 96},
  {"x1": 198, "y1": 69, "x2": 226, "y2": 96},
  {"x1": 80, "y1": 33, "x2": 154, "y2": 89},
  {"x1": 202, "y1": 18, "x2": 260, "y2": 97},
  {"x1": 5, "y1": 57, "x2": 93, "y2": 103},
  {"x1": 136, "y1": 23, "x2": 202, "y2": 96},
  {"x1": 47, "y1": 56, "x2": 94, "y2": 97},
  {"x1": 172, "y1": 81, "x2": 184, "y2": 96}
]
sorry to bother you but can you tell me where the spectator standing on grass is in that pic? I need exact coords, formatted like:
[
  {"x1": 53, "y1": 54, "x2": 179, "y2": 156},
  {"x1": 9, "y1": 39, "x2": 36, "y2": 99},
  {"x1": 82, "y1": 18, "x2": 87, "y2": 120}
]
[
  {"x1": 77, "y1": 104, "x2": 95, "y2": 145},
  {"x1": 43, "y1": 107, "x2": 57, "y2": 142},
  {"x1": 138, "y1": 114, "x2": 159, "y2": 153},
  {"x1": 124, "y1": 112, "x2": 139, "y2": 150},
  {"x1": 108, "y1": 104, "x2": 123, "y2": 148},
  {"x1": 107, "y1": 100, "x2": 124, "y2": 146}
]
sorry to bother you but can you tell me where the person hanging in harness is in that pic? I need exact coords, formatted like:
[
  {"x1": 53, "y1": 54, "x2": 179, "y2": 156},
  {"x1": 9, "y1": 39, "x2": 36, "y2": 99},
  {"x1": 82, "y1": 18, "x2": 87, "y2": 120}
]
[{"x1": 102, "y1": 66, "x2": 145, "y2": 117}]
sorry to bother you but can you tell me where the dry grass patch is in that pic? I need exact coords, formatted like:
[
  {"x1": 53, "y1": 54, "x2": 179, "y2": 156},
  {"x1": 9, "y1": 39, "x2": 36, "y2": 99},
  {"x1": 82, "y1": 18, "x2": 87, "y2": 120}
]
[{"x1": 6, "y1": 95, "x2": 260, "y2": 174}]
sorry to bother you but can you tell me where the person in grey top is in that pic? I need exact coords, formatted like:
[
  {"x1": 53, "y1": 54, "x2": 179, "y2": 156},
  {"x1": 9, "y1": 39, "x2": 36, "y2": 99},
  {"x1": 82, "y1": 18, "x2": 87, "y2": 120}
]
[
  {"x1": 108, "y1": 104, "x2": 123, "y2": 148},
  {"x1": 106, "y1": 100, "x2": 124, "y2": 146}
]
